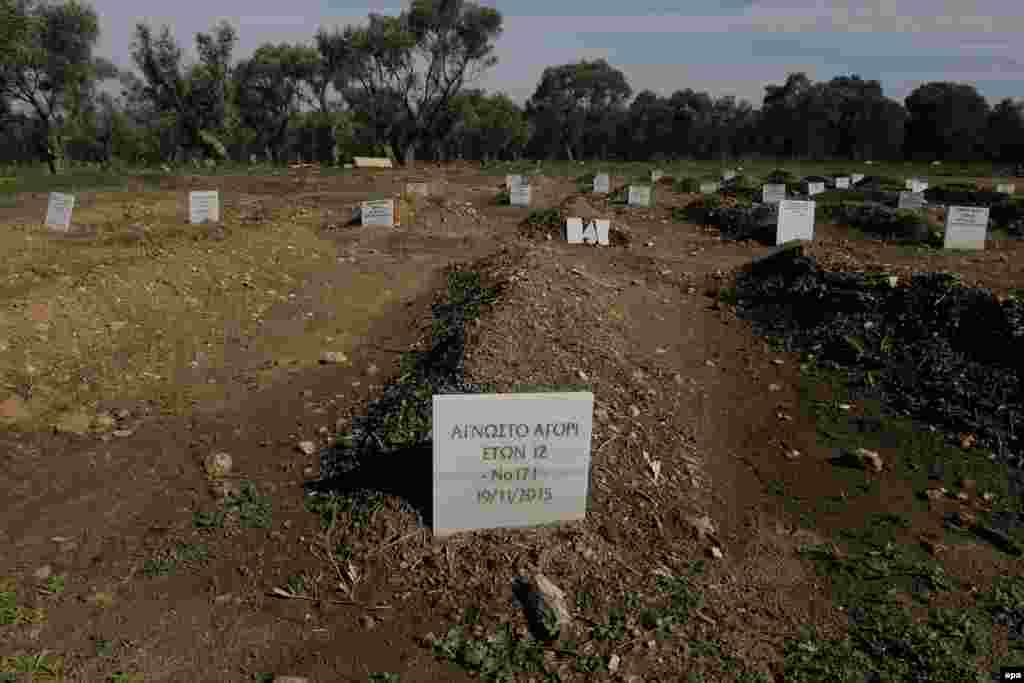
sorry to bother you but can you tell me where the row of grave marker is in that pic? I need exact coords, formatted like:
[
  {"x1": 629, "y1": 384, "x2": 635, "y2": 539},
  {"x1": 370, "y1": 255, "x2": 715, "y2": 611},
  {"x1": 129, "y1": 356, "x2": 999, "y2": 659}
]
[{"x1": 44, "y1": 190, "x2": 222, "y2": 231}]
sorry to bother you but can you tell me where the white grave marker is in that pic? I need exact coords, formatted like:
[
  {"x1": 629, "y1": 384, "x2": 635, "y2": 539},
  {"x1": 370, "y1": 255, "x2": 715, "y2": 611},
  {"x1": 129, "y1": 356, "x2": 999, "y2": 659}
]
[
  {"x1": 835, "y1": 177, "x2": 851, "y2": 190},
  {"x1": 905, "y1": 178, "x2": 928, "y2": 193},
  {"x1": 627, "y1": 185, "x2": 651, "y2": 208},
  {"x1": 510, "y1": 184, "x2": 532, "y2": 207},
  {"x1": 506, "y1": 174, "x2": 525, "y2": 191},
  {"x1": 44, "y1": 193, "x2": 75, "y2": 231},
  {"x1": 432, "y1": 392, "x2": 594, "y2": 537},
  {"x1": 996, "y1": 183, "x2": 1016, "y2": 195},
  {"x1": 593, "y1": 174, "x2": 610, "y2": 194},
  {"x1": 806, "y1": 182, "x2": 825, "y2": 196},
  {"x1": 360, "y1": 198, "x2": 395, "y2": 227},
  {"x1": 897, "y1": 192, "x2": 926, "y2": 211},
  {"x1": 189, "y1": 191, "x2": 220, "y2": 224},
  {"x1": 699, "y1": 182, "x2": 719, "y2": 194},
  {"x1": 944, "y1": 206, "x2": 988, "y2": 250},
  {"x1": 776, "y1": 199, "x2": 816, "y2": 245},
  {"x1": 852, "y1": 173, "x2": 865, "y2": 184},
  {"x1": 762, "y1": 184, "x2": 786, "y2": 204},
  {"x1": 564, "y1": 218, "x2": 584, "y2": 244},
  {"x1": 580, "y1": 219, "x2": 610, "y2": 246}
]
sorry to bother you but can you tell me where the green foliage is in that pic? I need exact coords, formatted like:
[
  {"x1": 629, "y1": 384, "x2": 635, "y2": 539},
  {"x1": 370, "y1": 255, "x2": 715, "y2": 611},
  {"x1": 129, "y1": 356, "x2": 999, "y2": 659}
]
[
  {"x1": 764, "y1": 168, "x2": 796, "y2": 184},
  {"x1": 522, "y1": 208, "x2": 562, "y2": 230},
  {"x1": 225, "y1": 481, "x2": 272, "y2": 529},
  {"x1": 433, "y1": 624, "x2": 549, "y2": 683},
  {"x1": 674, "y1": 177, "x2": 700, "y2": 193}
]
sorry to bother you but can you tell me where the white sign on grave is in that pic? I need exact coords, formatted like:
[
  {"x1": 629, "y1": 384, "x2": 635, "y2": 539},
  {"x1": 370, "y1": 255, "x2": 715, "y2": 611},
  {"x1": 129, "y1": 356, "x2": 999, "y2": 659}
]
[
  {"x1": 897, "y1": 192, "x2": 926, "y2": 211},
  {"x1": 762, "y1": 184, "x2": 786, "y2": 204},
  {"x1": 835, "y1": 177, "x2": 851, "y2": 190},
  {"x1": 510, "y1": 184, "x2": 532, "y2": 207},
  {"x1": 582, "y1": 219, "x2": 610, "y2": 246},
  {"x1": 776, "y1": 199, "x2": 816, "y2": 245},
  {"x1": 807, "y1": 182, "x2": 825, "y2": 196},
  {"x1": 944, "y1": 206, "x2": 989, "y2": 250},
  {"x1": 189, "y1": 191, "x2": 220, "y2": 224},
  {"x1": 699, "y1": 182, "x2": 719, "y2": 194},
  {"x1": 905, "y1": 178, "x2": 928, "y2": 193},
  {"x1": 506, "y1": 175, "x2": 525, "y2": 191},
  {"x1": 997, "y1": 183, "x2": 1016, "y2": 195},
  {"x1": 406, "y1": 182, "x2": 430, "y2": 197},
  {"x1": 593, "y1": 174, "x2": 610, "y2": 194},
  {"x1": 432, "y1": 392, "x2": 594, "y2": 537},
  {"x1": 852, "y1": 173, "x2": 865, "y2": 184},
  {"x1": 44, "y1": 192, "x2": 75, "y2": 231},
  {"x1": 564, "y1": 218, "x2": 584, "y2": 244},
  {"x1": 628, "y1": 185, "x2": 651, "y2": 207},
  {"x1": 361, "y1": 198, "x2": 395, "y2": 227},
  {"x1": 651, "y1": 170, "x2": 664, "y2": 183}
]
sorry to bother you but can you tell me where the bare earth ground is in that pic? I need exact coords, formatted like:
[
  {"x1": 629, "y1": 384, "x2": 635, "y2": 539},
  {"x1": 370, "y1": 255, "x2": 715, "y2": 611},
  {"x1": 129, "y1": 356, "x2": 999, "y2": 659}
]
[{"x1": 1, "y1": 165, "x2": 1023, "y2": 682}]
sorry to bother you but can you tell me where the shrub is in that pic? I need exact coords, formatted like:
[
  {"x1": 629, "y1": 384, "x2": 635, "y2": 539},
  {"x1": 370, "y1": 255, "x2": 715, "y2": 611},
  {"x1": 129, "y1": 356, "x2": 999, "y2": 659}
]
[
  {"x1": 924, "y1": 184, "x2": 1004, "y2": 206},
  {"x1": 764, "y1": 169, "x2": 796, "y2": 184},
  {"x1": 674, "y1": 177, "x2": 700, "y2": 193}
]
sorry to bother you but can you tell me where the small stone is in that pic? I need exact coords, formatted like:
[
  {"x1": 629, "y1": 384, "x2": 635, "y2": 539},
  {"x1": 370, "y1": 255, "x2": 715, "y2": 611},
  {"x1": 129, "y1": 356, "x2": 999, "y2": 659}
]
[
  {"x1": 956, "y1": 492, "x2": 970, "y2": 502},
  {"x1": 320, "y1": 351, "x2": 349, "y2": 364},
  {"x1": 203, "y1": 452, "x2": 233, "y2": 479},
  {"x1": 772, "y1": 359, "x2": 784, "y2": 365},
  {"x1": 297, "y1": 441, "x2": 317, "y2": 456},
  {"x1": 628, "y1": 405, "x2": 641, "y2": 419},
  {"x1": 115, "y1": 409, "x2": 131, "y2": 420},
  {"x1": 577, "y1": 369, "x2": 589, "y2": 381},
  {"x1": 112, "y1": 429, "x2": 133, "y2": 438},
  {"x1": 768, "y1": 383, "x2": 782, "y2": 392},
  {"x1": 981, "y1": 492, "x2": 996, "y2": 504},
  {"x1": 358, "y1": 614, "x2": 377, "y2": 630},
  {"x1": 687, "y1": 514, "x2": 717, "y2": 541},
  {"x1": 785, "y1": 449, "x2": 801, "y2": 460},
  {"x1": 708, "y1": 546, "x2": 724, "y2": 560},
  {"x1": 608, "y1": 654, "x2": 621, "y2": 673},
  {"x1": 34, "y1": 565, "x2": 53, "y2": 581},
  {"x1": 513, "y1": 573, "x2": 573, "y2": 642},
  {"x1": 924, "y1": 488, "x2": 946, "y2": 501},
  {"x1": 705, "y1": 360, "x2": 716, "y2": 368},
  {"x1": 0, "y1": 395, "x2": 31, "y2": 423},
  {"x1": 960, "y1": 433, "x2": 976, "y2": 449},
  {"x1": 366, "y1": 364, "x2": 379, "y2": 377}
]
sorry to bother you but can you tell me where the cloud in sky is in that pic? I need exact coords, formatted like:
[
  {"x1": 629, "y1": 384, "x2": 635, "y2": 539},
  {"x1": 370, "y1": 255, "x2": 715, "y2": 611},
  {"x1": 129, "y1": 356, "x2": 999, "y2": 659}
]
[{"x1": 91, "y1": 0, "x2": 1024, "y2": 106}]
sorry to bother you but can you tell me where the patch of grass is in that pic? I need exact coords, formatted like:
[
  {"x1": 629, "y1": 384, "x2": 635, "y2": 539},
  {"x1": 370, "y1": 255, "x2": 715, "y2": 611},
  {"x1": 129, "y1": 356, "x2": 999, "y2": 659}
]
[
  {"x1": 0, "y1": 578, "x2": 45, "y2": 626},
  {"x1": 193, "y1": 508, "x2": 227, "y2": 529},
  {"x1": 142, "y1": 542, "x2": 209, "y2": 578},
  {"x1": 285, "y1": 573, "x2": 308, "y2": 596},
  {"x1": 43, "y1": 574, "x2": 65, "y2": 595},
  {"x1": 0, "y1": 651, "x2": 65, "y2": 679},
  {"x1": 93, "y1": 637, "x2": 115, "y2": 658},
  {"x1": 225, "y1": 481, "x2": 272, "y2": 529},
  {"x1": 432, "y1": 624, "x2": 552, "y2": 683},
  {"x1": 108, "y1": 672, "x2": 145, "y2": 683}
]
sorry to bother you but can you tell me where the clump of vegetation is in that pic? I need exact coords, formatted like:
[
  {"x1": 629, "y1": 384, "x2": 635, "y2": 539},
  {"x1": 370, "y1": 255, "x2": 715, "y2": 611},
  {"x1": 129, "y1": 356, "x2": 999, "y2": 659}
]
[
  {"x1": 518, "y1": 207, "x2": 563, "y2": 240},
  {"x1": 855, "y1": 175, "x2": 908, "y2": 192},
  {"x1": 764, "y1": 169, "x2": 796, "y2": 184},
  {"x1": 676, "y1": 195, "x2": 774, "y2": 242},
  {"x1": 924, "y1": 183, "x2": 1003, "y2": 206},
  {"x1": 720, "y1": 174, "x2": 761, "y2": 203},
  {"x1": 826, "y1": 201, "x2": 938, "y2": 243},
  {"x1": 991, "y1": 197, "x2": 1024, "y2": 236},
  {"x1": 674, "y1": 177, "x2": 700, "y2": 193}
]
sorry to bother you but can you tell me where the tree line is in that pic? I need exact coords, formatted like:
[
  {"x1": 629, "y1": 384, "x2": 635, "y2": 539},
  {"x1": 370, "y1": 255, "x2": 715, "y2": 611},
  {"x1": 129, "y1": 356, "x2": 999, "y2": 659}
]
[{"x1": 2, "y1": 0, "x2": 1022, "y2": 172}]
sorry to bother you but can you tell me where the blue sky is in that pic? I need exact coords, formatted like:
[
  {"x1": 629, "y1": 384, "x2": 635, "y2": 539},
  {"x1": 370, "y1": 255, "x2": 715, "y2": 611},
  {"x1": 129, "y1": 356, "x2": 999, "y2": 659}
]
[{"x1": 93, "y1": 0, "x2": 1024, "y2": 106}]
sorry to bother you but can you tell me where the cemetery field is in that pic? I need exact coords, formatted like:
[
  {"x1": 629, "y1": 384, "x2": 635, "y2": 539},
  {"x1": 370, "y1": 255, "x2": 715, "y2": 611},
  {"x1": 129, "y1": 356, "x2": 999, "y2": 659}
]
[{"x1": 2, "y1": 162, "x2": 1024, "y2": 682}]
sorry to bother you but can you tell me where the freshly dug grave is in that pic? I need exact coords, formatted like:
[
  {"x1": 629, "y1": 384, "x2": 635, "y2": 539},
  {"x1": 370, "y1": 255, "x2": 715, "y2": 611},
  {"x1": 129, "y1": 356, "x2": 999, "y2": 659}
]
[{"x1": 735, "y1": 242, "x2": 1024, "y2": 472}]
